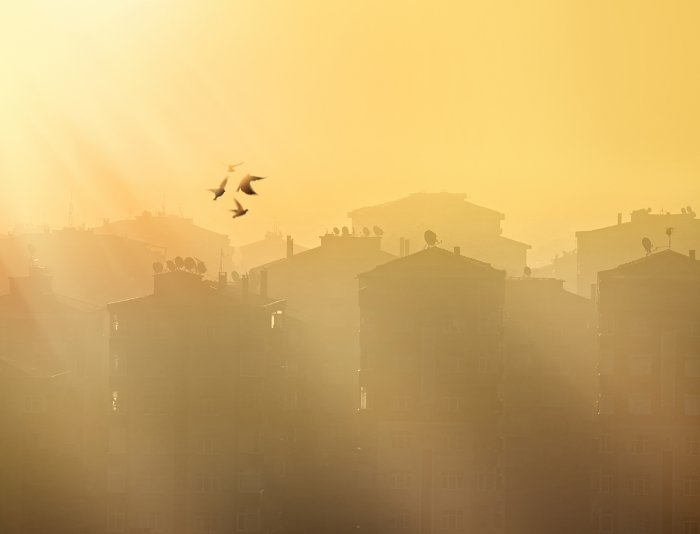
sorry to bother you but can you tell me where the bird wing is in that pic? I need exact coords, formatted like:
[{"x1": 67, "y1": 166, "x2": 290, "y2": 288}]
[
  {"x1": 234, "y1": 198, "x2": 244, "y2": 211},
  {"x1": 238, "y1": 176, "x2": 257, "y2": 195},
  {"x1": 208, "y1": 188, "x2": 219, "y2": 194},
  {"x1": 249, "y1": 175, "x2": 265, "y2": 181},
  {"x1": 219, "y1": 177, "x2": 228, "y2": 189}
]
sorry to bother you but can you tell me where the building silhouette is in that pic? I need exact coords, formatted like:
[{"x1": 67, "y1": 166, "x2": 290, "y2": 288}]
[
  {"x1": 0, "y1": 269, "x2": 107, "y2": 534},
  {"x1": 594, "y1": 249, "x2": 700, "y2": 533},
  {"x1": 576, "y1": 207, "x2": 700, "y2": 296},
  {"x1": 106, "y1": 269, "x2": 293, "y2": 534},
  {"x1": 235, "y1": 232, "x2": 308, "y2": 273},
  {"x1": 348, "y1": 193, "x2": 530, "y2": 276},
  {"x1": 502, "y1": 277, "x2": 596, "y2": 534},
  {"x1": 358, "y1": 246, "x2": 505, "y2": 533}
]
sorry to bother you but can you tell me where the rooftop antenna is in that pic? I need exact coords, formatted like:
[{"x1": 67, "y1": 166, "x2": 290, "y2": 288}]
[
  {"x1": 333, "y1": 227, "x2": 340, "y2": 236},
  {"x1": 642, "y1": 237, "x2": 653, "y2": 256},
  {"x1": 424, "y1": 229, "x2": 439, "y2": 248},
  {"x1": 666, "y1": 227, "x2": 674, "y2": 249},
  {"x1": 523, "y1": 266, "x2": 532, "y2": 277},
  {"x1": 362, "y1": 227, "x2": 371, "y2": 237},
  {"x1": 373, "y1": 225, "x2": 384, "y2": 236},
  {"x1": 68, "y1": 202, "x2": 74, "y2": 227}
]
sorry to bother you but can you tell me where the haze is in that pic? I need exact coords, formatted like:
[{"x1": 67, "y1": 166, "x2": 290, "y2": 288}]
[{"x1": 2, "y1": 0, "x2": 700, "y2": 264}]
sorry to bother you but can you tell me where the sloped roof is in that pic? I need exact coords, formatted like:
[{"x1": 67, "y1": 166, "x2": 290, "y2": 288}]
[
  {"x1": 598, "y1": 249, "x2": 700, "y2": 279},
  {"x1": 359, "y1": 246, "x2": 504, "y2": 279},
  {"x1": 348, "y1": 192, "x2": 504, "y2": 219}
]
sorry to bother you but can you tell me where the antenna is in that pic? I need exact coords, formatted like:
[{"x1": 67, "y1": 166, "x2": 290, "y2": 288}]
[
  {"x1": 641, "y1": 237, "x2": 653, "y2": 256},
  {"x1": 175, "y1": 256, "x2": 185, "y2": 269},
  {"x1": 373, "y1": 225, "x2": 384, "y2": 236},
  {"x1": 341, "y1": 226, "x2": 350, "y2": 236},
  {"x1": 665, "y1": 227, "x2": 674, "y2": 249},
  {"x1": 152, "y1": 262, "x2": 164, "y2": 274},
  {"x1": 196, "y1": 261, "x2": 207, "y2": 275},
  {"x1": 523, "y1": 266, "x2": 532, "y2": 277},
  {"x1": 424, "y1": 230, "x2": 439, "y2": 248},
  {"x1": 362, "y1": 227, "x2": 371, "y2": 237},
  {"x1": 231, "y1": 270, "x2": 240, "y2": 282},
  {"x1": 166, "y1": 260, "x2": 176, "y2": 272},
  {"x1": 333, "y1": 227, "x2": 340, "y2": 236},
  {"x1": 184, "y1": 257, "x2": 196, "y2": 272}
]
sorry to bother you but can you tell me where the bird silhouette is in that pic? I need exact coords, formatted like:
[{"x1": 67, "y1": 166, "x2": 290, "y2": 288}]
[
  {"x1": 209, "y1": 177, "x2": 228, "y2": 200},
  {"x1": 237, "y1": 174, "x2": 266, "y2": 195},
  {"x1": 230, "y1": 198, "x2": 249, "y2": 218},
  {"x1": 228, "y1": 162, "x2": 244, "y2": 173}
]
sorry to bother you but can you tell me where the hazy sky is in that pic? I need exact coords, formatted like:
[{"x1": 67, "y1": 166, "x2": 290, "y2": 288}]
[{"x1": 1, "y1": 0, "x2": 699, "y2": 265}]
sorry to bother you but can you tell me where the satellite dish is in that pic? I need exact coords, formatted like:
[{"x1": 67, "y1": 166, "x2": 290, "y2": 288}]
[
  {"x1": 166, "y1": 260, "x2": 176, "y2": 272},
  {"x1": 642, "y1": 237, "x2": 652, "y2": 256},
  {"x1": 682, "y1": 207, "x2": 687, "y2": 214},
  {"x1": 152, "y1": 262, "x2": 164, "y2": 274},
  {"x1": 196, "y1": 261, "x2": 207, "y2": 275},
  {"x1": 231, "y1": 270, "x2": 240, "y2": 282},
  {"x1": 184, "y1": 257, "x2": 196, "y2": 272},
  {"x1": 424, "y1": 230, "x2": 438, "y2": 247},
  {"x1": 333, "y1": 227, "x2": 340, "y2": 235},
  {"x1": 523, "y1": 266, "x2": 532, "y2": 277},
  {"x1": 362, "y1": 227, "x2": 371, "y2": 237},
  {"x1": 341, "y1": 226, "x2": 350, "y2": 236},
  {"x1": 174, "y1": 256, "x2": 185, "y2": 269},
  {"x1": 373, "y1": 225, "x2": 384, "y2": 236}
]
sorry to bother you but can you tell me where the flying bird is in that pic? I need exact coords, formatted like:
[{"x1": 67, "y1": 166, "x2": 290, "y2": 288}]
[
  {"x1": 237, "y1": 174, "x2": 266, "y2": 195},
  {"x1": 228, "y1": 162, "x2": 244, "y2": 173},
  {"x1": 230, "y1": 198, "x2": 248, "y2": 219},
  {"x1": 209, "y1": 177, "x2": 228, "y2": 200}
]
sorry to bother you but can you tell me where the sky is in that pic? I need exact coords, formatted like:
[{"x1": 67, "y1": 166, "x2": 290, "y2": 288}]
[{"x1": 1, "y1": 0, "x2": 699, "y2": 265}]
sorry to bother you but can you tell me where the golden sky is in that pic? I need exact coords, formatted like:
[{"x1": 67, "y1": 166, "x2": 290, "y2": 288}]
[{"x1": 1, "y1": 0, "x2": 700, "y2": 264}]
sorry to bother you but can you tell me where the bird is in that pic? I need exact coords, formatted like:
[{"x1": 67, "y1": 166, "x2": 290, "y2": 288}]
[
  {"x1": 230, "y1": 198, "x2": 248, "y2": 218},
  {"x1": 237, "y1": 174, "x2": 266, "y2": 195},
  {"x1": 209, "y1": 177, "x2": 228, "y2": 200},
  {"x1": 228, "y1": 162, "x2": 244, "y2": 172}
]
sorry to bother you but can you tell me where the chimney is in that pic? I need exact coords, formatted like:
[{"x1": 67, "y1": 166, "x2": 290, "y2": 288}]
[
  {"x1": 241, "y1": 275, "x2": 249, "y2": 301},
  {"x1": 617, "y1": 213, "x2": 622, "y2": 225},
  {"x1": 454, "y1": 246, "x2": 461, "y2": 255},
  {"x1": 399, "y1": 237, "x2": 405, "y2": 257},
  {"x1": 260, "y1": 269, "x2": 268, "y2": 299},
  {"x1": 218, "y1": 271, "x2": 227, "y2": 292},
  {"x1": 286, "y1": 235, "x2": 294, "y2": 259},
  {"x1": 404, "y1": 239, "x2": 410, "y2": 256},
  {"x1": 690, "y1": 250, "x2": 696, "y2": 260}
]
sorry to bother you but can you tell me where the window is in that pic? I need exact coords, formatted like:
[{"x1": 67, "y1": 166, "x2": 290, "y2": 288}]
[
  {"x1": 270, "y1": 310, "x2": 283, "y2": 329},
  {"x1": 111, "y1": 390, "x2": 125, "y2": 413},
  {"x1": 629, "y1": 353, "x2": 652, "y2": 376},
  {"x1": 628, "y1": 394, "x2": 652, "y2": 415},
  {"x1": 108, "y1": 511, "x2": 126, "y2": 532},
  {"x1": 391, "y1": 394, "x2": 411, "y2": 411},
  {"x1": 147, "y1": 512, "x2": 164, "y2": 533},
  {"x1": 196, "y1": 436, "x2": 220, "y2": 455},
  {"x1": 111, "y1": 314, "x2": 120, "y2": 333},
  {"x1": 195, "y1": 473, "x2": 218, "y2": 494},
  {"x1": 360, "y1": 386, "x2": 368, "y2": 410},
  {"x1": 686, "y1": 437, "x2": 700, "y2": 456},
  {"x1": 685, "y1": 356, "x2": 700, "y2": 377},
  {"x1": 144, "y1": 471, "x2": 166, "y2": 493},
  {"x1": 597, "y1": 434, "x2": 613, "y2": 454},
  {"x1": 598, "y1": 394, "x2": 614, "y2": 415},
  {"x1": 629, "y1": 516, "x2": 649, "y2": 533},
  {"x1": 629, "y1": 475, "x2": 650, "y2": 495},
  {"x1": 236, "y1": 504, "x2": 260, "y2": 532},
  {"x1": 107, "y1": 468, "x2": 126, "y2": 493},
  {"x1": 684, "y1": 476, "x2": 700, "y2": 497},
  {"x1": 441, "y1": 471, "x2": 464, "y2": 490},
  {"x1": 445, "y1": 396, "x2": 465, "y2": 414},
  {"x1": 684, "y1": 394, "x2": 700, "y2": 416},
  {"x1": 238, "y1": 431, "x2": 261, "y2": 454},
  {"x1": 444, "y1": 430, "x2": 465, "y2": 451},
  {"x1": 389, "y1": 470, "x2": 412, "y2": 490},
  {"x1": 390, "y1": 510, "x2": 410, "y2": 530},
  {"x1": 632, "y1": 436, "x2": 649, "y2": 454},
  {"x1": 476, "y1": 469, "x2": 497, "y2": 492},
  {"x1": 599, "y1": 350, "x2": 615, "y2": 376},
  {"x1": 390, "y1": 431, "x2": 412, "y2": 449},
  {"x1": 196, "y1": 513, "x2": 217, "y2": 534},
  {"x1": 197, "y1": 397, "x2": 220, "y2": 416},
  {"x1": 23, "y1": 394, "x2": 46, "y2": 414},
  {"x1": 110, "y1": 352, "x2": 125, "y2": 375},
  {"x1": 683, "y1": 517, "x2": 700, "y2": 534},
  {"x1": 237, "y1": 472, "x2": 262, "y2": 493},
  {"x1": 598, "y1": 511, "x2": 613, "y2": 534},
  {"x1": 439, "y1": 510, "x2": 464, "y2": 530},
  {"x1": 594, "y1": 470, "x2": 614, "y2": 494}
]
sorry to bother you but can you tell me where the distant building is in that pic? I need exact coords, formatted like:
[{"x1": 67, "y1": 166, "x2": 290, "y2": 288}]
[
  {"x1": 502, "y1": 277, "x2": 595, "y2": 534},
  {"x1": 576, "y1": 207, "x2": 700, "y2": 296},
  {"x1": 348, "y1": 192, "x2": 530, "y2": 276},
  {"x1": 96, "y1": 211, "x2": 234, "y2": 276},
  {"x1": 0, "y1": 270, "x2": 107, "y2": 534},
  {"x1": 0, "y1": 227, "x2": 160, "y2": 306},
  {"x1": 532, "y1": 249, "x2": 577, "y2": 292},
  {"x1": 106, "y1": 269, "x2": 296, "y2": 534},
  {"x1": 358, "y1": 246, "x2": 506, "y2": 533},
  {"x1": 236, "y1": 231, "x2": 308, "y2": 273},
  {"x1": 594, "y1": 250, "x2": 700, "y2": 533},
  {"x1": 249, "y1": 233, "x2": 395, "y2": 414}
]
